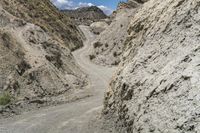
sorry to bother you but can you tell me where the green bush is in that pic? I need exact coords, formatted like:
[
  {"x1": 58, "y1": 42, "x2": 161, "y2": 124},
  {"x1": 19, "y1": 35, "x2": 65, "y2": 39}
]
[{"x1": 0, "y1": 93, "x2": 11, "y2": 105}]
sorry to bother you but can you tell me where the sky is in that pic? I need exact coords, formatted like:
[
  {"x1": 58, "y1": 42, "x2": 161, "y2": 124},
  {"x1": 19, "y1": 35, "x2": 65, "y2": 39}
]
[{"x1": 51, "y1": 0, "x2": 126, "y2": 15}]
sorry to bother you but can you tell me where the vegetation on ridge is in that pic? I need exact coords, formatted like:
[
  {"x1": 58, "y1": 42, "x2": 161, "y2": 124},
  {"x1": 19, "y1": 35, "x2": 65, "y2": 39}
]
[{"x1": 0, "y1": 0, "x2": 83, "y2": 50}]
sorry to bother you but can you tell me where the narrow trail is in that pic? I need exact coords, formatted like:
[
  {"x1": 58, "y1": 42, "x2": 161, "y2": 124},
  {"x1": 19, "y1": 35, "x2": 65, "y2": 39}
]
[{"x1": 0, "y1": 26, "x2": 116, "y2": 133}]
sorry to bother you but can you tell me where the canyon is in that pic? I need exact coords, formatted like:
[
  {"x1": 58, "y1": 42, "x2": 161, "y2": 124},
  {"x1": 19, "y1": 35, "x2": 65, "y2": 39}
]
[{"x1": 1, "y1": 0, "x2": 200, "y2": 133}]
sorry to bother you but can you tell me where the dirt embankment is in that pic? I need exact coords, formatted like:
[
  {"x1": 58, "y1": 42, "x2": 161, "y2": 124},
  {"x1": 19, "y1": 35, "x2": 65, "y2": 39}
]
[
  {"x1": 103, "y1": 0, "x2": 200, "y2": 132},
  {"x1": 0, "y1": 2, "x2": 87, "y2": 118}
]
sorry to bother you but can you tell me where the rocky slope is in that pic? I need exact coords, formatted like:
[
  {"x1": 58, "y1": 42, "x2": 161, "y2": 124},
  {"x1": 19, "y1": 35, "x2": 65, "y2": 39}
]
[
  {"x1": 62, "y1": 6, "x2": 108, "y2": 26},
  {"x1": 103, "y1": 0, "x2": 200, "y2": 132},
  {"x1": 0, "y1": 0, "x2": 84, "y2": 51},
  {"x1": 89, "y1": 0, "x2": 144, "y2": 66},
  {"x1": 90, "y1": 21, "x2": 109, "y2": 35},
  {"x1": 0, "y1": 1, "x2": 87, "y2": 118}
]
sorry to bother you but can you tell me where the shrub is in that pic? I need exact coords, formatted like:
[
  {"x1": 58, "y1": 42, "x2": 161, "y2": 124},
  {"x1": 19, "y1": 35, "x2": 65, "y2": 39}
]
[
  {"x1": 89, "y1": 55, "x2": 95, "y2": 60},
  {"x1": 111, "y1": 60, "x2": 120, "y2": 66},
  {"x1": 113, "y1": 52, "x2": 118, "y2": 57},
  {"x1": 2, "y1": 32, "x2": 11, "y2": 48},
  {"x1": 105, "y1": 43, "x2": 109, "y2": 48},
  {"x1": 15, "y1": 49, "x2": 25, "y2": 58},
  {"x1": 93, "y1": 42, "x2": 103, "y2": 48},
  {"x1": 0, "y1": 93, "x2": 11, "y2": 105}
]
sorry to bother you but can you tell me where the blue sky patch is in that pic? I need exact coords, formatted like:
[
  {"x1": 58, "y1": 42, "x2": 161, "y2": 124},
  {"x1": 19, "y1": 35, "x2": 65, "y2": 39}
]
[{"x1": 51, "y1": 0, "x2": 126, "y2": 15}]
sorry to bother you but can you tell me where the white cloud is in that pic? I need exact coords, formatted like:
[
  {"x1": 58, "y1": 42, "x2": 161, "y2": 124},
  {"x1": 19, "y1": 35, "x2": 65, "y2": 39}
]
[
  {"x1": 51, "y1": 0, "x2": 74, "y2": 9},
  {"x1": 57, "y1": 0, "x2": 70, "y2": 4},
  {"x1": 78, "y1": 2, "x2": 94, "y2": 7},
  {"x1": 98, "y1": 5, "x2": 113, "y2": 15},
  {"x1": 51, "y1": 0, "x2": 113, "y2": 15}
]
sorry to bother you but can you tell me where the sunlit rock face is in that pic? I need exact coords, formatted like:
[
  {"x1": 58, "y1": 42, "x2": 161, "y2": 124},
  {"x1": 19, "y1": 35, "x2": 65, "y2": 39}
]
[
  {"x1": 90, "y1": 0, "x2": 146, "y2": 66},
  {"x1": 0, "y1": 0, "x2": 87, "y2": 118},
  {"x1": 103, "y1": 0, "x2": 200, "y2": 132}
]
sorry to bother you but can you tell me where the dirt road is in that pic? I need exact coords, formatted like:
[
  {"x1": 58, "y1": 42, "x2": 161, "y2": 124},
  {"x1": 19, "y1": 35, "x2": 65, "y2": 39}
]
[{"x1": 0, "y1": 26, "x2": 116, "y2": 133}]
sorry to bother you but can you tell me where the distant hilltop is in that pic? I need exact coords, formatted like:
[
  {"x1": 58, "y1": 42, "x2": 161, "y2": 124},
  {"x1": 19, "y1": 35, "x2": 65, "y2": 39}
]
[{"x1": 62, "y1": 6, "x2": 108, "y2": 26}]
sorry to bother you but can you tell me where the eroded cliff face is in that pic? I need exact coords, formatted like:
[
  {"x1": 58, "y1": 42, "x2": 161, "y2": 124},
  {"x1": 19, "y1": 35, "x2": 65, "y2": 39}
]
[
  {"x1": 89, "y1": 0, "x2": 144, "y2": 66},
  {"x1": 103, "y1": 0, "x2": 200, "y2": 132},
  {"x1": 0, "y1": 0, "x2": 84, "y2": 51},
  {"x1": 0, "y1": 2, "x2": 87, "y2": 118}
]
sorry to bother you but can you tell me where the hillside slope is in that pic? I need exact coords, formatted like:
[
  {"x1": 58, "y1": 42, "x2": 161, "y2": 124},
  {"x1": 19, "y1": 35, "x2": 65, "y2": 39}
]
[
  {"x1": 0, "y1": 25, "x2": 116, "y2": 133},
  {"x1": 89, "y1": 0, "x2": 144, "y2": 66},
  {"x1": 103, "y1": 0, "x2": 200, "y2": 132},
  {"x1": 62, "y1": 6, "x2": 108, "y2": 26},
  {"x1": 0, "y1": 0, "x2": 84, "y2": 51},
  {"x1": 0, "y1": 1, "x2": 87, "y2": 118}
]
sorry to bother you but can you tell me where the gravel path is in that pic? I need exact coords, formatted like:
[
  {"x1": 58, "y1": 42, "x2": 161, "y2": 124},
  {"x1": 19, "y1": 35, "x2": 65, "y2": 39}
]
[{"x1": 0, "y1": 25, "x2": 116, "y2": 133}]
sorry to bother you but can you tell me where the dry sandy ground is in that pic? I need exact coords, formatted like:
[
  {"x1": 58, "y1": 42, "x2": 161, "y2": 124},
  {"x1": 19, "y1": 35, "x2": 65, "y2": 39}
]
[{"x1": 0, "y1": 26, "x2": 116, "y2": 133}]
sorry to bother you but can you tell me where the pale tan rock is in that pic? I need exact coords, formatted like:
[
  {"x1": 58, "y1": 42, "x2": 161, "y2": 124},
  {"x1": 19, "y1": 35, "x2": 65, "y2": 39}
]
[
  {"x1": 0, "y1": 1, "x2": 87, "y2": 118},
  {"x1": 90, "y1": 21, "x2": 109, "y2": 35},
  {"x1": 90, "y1": 1, "x2": 143, "y2": 66},
  {"x1": 103, "y1": 0, "x2": 200, "y2": 132}
]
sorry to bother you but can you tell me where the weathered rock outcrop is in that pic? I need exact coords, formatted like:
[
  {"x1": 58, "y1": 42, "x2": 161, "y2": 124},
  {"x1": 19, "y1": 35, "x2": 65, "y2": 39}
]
[
  {"x1": 62, "y1": 6, "x2": 108, "y2": 26},
  {"x1": 0, "y1": 1, "x2": 87, "y2": 118},
  {"x1": 103, "y1": 0, "x2": 200, "y2": 132},
  {"x1": 90, "y1": 21, "x2": 109, "y2": 35},
  {"x1": 90, "y1": 0, "x2": 144, "y2": 66},
  {"x1": 0, "y1": 0, "x2": 84, "y2": 51}
]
